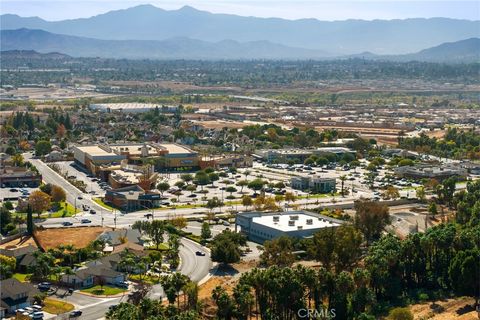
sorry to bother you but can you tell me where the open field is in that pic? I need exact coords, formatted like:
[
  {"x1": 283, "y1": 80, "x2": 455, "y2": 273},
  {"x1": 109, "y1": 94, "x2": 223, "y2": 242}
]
[
  {"x1": 1, "y1": 87, "x2": 118, "y2": 101},
  {"x1": 34, "y1": 226, "x2": 110, "y2": 250}
]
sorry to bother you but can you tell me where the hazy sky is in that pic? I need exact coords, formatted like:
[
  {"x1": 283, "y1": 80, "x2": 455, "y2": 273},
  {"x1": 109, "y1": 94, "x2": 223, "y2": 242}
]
[{"x1": 1, "y1": 0, "x2": 479, "y2": 21}]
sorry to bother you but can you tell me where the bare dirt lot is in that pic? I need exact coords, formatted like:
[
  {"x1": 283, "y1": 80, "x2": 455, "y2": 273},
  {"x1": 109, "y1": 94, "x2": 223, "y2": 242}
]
[
  {"x1": 410, "y1": 296, "x2": 478, "y2": 320},
  {"x1": 34, "y1": 226, "x2": 110, "y2": 250}
]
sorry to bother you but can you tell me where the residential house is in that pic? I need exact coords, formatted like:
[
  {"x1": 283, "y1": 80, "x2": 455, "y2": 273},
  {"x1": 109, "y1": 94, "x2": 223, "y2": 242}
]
[{"x1": 0, "y1": 278, "x2": 38, "y2": 315}]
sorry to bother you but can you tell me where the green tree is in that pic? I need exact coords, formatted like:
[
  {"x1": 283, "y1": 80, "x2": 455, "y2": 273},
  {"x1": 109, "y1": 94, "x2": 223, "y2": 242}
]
[
  {"x1": 260, "y1": 236, "x2": 295, "y2": 267},
  {"x1": 210, "y1": 230, "x2": 246, "y2": 265},
  {"x1": 200, "y1": 222, "x2": 212, "y2": 241},
  {"x1": 354, "y1": 200, "x2": 390, "y2": 243},
  {"x1": 35, "y1": 140, "x2": 52, "y2": 156},
  {"x1": 156, "y1": 182, "x2": 170, "y2": 197}
]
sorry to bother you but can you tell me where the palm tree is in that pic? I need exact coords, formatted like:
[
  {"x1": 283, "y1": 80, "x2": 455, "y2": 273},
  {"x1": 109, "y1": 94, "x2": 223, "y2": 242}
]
[{"x1": 339, "y1": 175, "x2": 347, "y2": 197}]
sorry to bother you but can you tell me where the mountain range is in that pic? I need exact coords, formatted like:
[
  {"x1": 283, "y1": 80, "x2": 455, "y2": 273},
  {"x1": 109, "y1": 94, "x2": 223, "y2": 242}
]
[
  {"x1": 1, "y1": 4, "x2": 479, "y2": 55},
  {"x1": 0, "y1": 28, "x2": 329, "y2": 60},
  {"x1": 2, "y1": 28, "x2": 479, "y2": 62}
]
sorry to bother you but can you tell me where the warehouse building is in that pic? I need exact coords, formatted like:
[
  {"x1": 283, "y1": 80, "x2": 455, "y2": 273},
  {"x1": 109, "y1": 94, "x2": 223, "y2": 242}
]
[
  {"x1": 236, "y1": 210, "x2": 343, "y2": 243},
  {"x1": 89, "y1": 103, "x2": 179, "y2": 113}
]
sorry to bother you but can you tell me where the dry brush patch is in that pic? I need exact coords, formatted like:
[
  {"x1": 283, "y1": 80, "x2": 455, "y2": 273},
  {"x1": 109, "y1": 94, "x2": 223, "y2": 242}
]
[
  {"x1": 409, "y1": 296, "x2": 477, "y2": 320},
  {"x1": 34, "y1": 226, "x2": 111, "y2": 250}
]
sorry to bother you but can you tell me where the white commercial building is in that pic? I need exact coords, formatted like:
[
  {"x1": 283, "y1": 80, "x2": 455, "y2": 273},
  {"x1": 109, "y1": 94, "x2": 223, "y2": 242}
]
[{"x1": 236, "y1": 210, "x2": 343, "y2": 243}]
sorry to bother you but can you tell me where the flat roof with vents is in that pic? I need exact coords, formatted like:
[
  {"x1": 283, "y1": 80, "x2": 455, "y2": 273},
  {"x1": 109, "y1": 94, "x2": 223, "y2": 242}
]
[{"x1": 252, "y1": 212, "x2": 340, "y2": 232}]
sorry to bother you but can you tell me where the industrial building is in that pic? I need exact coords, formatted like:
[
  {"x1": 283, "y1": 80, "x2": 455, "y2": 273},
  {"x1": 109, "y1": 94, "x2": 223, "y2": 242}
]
[
  {"x1": 89, "y1": 103, "x2": 179, "y2": 113},
  {"x1": 236, "y1": 210, "x2": 343, "y2": 243},
  {"x1": 291, "y1": 176, "x2": 336, "y2": 193}
]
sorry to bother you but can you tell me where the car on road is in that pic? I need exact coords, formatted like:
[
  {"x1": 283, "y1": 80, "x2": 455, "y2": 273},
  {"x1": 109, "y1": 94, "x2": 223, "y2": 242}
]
[
  {"x1": 77, "y1": 196, "x2": 83, "y2": 200},
  {"x1": 108, "y1": 305, "x2": 118, "y2": 311},
  {"x1": 62, "y1": 222, "x2": 73, "y2": 226},
  {"x1": 144, "y1": 213, "x2": 153, "y2": 219},
  {"x1": 81, "y1": 219, "x2": 91, "y2": 224},
  {"x1": 89, "y1": 209, "x2": 96, "y2": 214},
  {"x1": 195, "y1": 251, "x2": 206, "y2": 256},
  {"x1": 9, "y1": 188, "x2": 18, "y2": 192},
  {"x1": 37, "y1": 282, "x2": 51, "y2": 291},
  {"x1": 69, "y1": 310, "x2": 83, "y2": 318}
]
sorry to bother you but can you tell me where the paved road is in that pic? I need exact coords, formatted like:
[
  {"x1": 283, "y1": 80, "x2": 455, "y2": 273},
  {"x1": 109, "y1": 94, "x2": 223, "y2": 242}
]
[
  {"x1": 25, "y1": 154, "x2": 106, "y2": 214},
  {"x1": 147, "y1": 238, "x2": 212, "y2": 300}
]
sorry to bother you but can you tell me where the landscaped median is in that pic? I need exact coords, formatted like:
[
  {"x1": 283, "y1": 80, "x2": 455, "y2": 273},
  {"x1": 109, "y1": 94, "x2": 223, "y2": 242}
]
[
  {"x1": 15, "y1": 201, "x2": 79, "y2": 219},
  {"x1": 43, "y1": 298, "x2": 75, "y2": 314},
  {"x1": 92, "y1": 198, "x2": 115, "y2": 211},
  {"x1": 80, "y1": 285, "x2": 127, "y2": 296}
]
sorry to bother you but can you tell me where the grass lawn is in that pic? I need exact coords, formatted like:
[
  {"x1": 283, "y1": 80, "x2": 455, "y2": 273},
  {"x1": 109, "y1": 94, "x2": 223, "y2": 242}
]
[
  {"x1": 15, "y1": 201, "x2": 79, "y2": 218},
  {"x1": 43, "y1": 298, "x2": 75, "y2": 314},
  {"x1": 46, "y1": 201, "x2": 79, "y2": 218},
  {"x1": 12, "y1": 273, "x2": 32, "y2": 282},
  {"x1": 147, "y1": 243, "x2": 169, "y2": 251},
  {"x1": 81, "y1": 285, "x2": 126, "y2": 296},
  {"x1": 129, "y1": 274, "x2": 160, "y2": 285},
  {"x1": 92, "y1": 198, "x2": 115, "y2": 211}
]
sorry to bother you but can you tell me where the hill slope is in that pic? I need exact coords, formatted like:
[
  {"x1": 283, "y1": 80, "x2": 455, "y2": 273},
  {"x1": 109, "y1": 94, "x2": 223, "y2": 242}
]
[
  {"x1": 401, "y1": 37, "x2": 480, "y2": 62},
  {"x1": 0, "y1": 28, "x2": 329, "y2": 59},
  {"x1": 1, "y1": 5, "x2": 479, "y2": 54}
]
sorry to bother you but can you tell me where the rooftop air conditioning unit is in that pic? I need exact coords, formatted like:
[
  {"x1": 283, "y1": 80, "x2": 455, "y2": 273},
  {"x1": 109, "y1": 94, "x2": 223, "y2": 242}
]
[
  {"x1": 306, "y1": 219, "x2": 313, "y2": 225},
  {"x1": 290, "y1": 215, "x2": 299, "y2": 220},
  {"x1": 297, "y1": 226, "x2": 303, "y2": 230},
  {"x1": 273, "y1": 216, "x2": 280, "y2": 222},
  {"x1": 288, "y1": 220, "x2": 295, "y2": 226}
]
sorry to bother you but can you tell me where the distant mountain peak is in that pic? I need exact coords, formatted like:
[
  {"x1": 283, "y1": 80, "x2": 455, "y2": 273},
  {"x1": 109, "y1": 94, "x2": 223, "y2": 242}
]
[
  {"x1": 1, "y1": 7, "x2": 479, "y2": 55},
  {"x1": 177, "y1": 5, "x2": 199, "y2": 12}
]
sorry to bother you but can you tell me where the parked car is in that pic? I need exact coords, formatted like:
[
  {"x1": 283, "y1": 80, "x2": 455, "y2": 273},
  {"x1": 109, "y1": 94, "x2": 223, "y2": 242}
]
[
  {"x1": 69, "y1": 310, "x2": 82, "y2": 318},
  {"x1": 77, "y1": 196, "x2": 83, "y2": 200},
  {"x1": 38, "y1": 282, "x2": 51, "y2": 291},
  {"x1": 116, "y1": 281, "x2": 129, "y2": 289},
  {"x1": 31, "y1": 311, "x2": 44, "y2": 319},
  {"x1": 62, "y1": 222, "x2": 73, "y2": 226},
  {"x1": 81, "y1": 219, "x2": 91, "y2": 224},
  {"x1": 144, "y1": 213, "x2": 153, "y2": 219},
  {"x1": 90, "y1": 209, "x2": 96, "y2": 214},
  {"x1": 9, "y1": 188, "x2": 18, "y2": 192}
]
